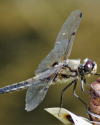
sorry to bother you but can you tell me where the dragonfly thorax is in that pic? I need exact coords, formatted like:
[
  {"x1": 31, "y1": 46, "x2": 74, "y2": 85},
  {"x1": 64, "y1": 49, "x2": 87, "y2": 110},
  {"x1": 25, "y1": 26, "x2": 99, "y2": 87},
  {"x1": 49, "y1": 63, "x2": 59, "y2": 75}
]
[{"x1": 55, "y1": 59, "x2": 80, "y2": 82}]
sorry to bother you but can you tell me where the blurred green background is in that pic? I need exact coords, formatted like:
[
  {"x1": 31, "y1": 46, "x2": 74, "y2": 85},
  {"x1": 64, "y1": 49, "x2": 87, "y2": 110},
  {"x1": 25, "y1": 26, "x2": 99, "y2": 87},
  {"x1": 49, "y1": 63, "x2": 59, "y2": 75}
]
[{"x1": 0, "y1": 0, "x2": 100, "y2": 124}]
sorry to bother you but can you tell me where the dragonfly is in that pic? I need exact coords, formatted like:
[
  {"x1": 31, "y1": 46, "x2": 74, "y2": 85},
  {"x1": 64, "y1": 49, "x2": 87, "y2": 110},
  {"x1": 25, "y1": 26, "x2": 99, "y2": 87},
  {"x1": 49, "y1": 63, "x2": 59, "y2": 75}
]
[{"x1": 0, "y1": 10, "x2": 99, "y2": 112}]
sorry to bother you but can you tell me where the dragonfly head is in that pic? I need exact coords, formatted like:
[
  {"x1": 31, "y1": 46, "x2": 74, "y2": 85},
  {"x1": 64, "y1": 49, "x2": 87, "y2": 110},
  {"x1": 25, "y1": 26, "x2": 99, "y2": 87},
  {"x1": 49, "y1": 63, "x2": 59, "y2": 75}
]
[{"x1": 83, "y1": 58, "x2": 97, "y2": 77}]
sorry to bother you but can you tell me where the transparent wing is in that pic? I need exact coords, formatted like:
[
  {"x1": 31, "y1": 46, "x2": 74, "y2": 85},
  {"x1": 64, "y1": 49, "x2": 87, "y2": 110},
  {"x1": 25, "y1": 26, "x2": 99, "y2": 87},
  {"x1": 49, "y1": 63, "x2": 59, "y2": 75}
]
[
  {"x1": 35, "y1": 49, "x2": 57, "y2": 75},
  {"x1": 54, "y1": 10, "x2": 82, "y2": 62},
  {"x1": 26, "y1": 66, "x2": 58, "y2": 111},
  {"x1": 35, "y1": 10, "x2": 82, "y2": 75},
  {"x1": 25, "y1": 78, "x2": 52, "y2": 111}
]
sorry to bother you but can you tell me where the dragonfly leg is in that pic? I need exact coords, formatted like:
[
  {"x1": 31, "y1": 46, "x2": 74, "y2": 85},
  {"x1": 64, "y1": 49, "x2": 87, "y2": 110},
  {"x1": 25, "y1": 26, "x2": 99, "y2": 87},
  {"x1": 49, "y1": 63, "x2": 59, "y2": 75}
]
[
  {"x1": 73, "y1": 80, "x2": 87, "y2": 109},
  {"x1": 81, "y1": 77, "x2": 92, "y2": 94},
  {"x1": 83, "y1": 78, "x2": 89, "y2": 86},
  {"x1": 58, "y1": 79, "x2": 77, "y2": 116}
]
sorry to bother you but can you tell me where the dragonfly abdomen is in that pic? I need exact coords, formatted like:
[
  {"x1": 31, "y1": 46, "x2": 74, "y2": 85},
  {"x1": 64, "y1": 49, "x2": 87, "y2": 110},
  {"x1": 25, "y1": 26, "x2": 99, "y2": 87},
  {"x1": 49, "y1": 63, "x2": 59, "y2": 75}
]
[{"x1": 0, "y1": 81, "x2": 30, "y2": 94}]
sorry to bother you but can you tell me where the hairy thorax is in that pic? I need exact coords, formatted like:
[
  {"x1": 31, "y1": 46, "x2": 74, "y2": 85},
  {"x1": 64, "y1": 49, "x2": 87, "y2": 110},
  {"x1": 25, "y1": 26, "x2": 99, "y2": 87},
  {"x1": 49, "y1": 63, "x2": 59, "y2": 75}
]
[{"x1": 52, "y1": 59, "x2": 81, "y2": 85}]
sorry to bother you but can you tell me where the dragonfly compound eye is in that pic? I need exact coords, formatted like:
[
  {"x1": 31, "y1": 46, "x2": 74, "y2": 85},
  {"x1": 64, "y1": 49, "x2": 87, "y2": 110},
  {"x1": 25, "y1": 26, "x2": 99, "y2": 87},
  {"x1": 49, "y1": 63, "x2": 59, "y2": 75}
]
[
  {"x1": 84, "y1": 59, "x2": 94, "y2": 73},
  {"x1": 85, "y1": 61, "x2": 93, "y2": 70}
]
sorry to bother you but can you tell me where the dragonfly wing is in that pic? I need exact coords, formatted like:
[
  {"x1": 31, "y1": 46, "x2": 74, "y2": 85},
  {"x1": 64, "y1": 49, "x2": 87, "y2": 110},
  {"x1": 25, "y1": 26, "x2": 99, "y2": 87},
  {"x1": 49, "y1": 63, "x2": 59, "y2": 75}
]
[
  {"x1": 35, "y1": 10, "x2": 82, "y2": 75},
  {"x1": 54, "y1": 10, "x2": 82, "y2": 62},
  {"x1": 35, "y1": 49, "x2": 57, "y2": 75},
  {"x1": 25, "y1": 78, "x2": 51, "y2": 111}
]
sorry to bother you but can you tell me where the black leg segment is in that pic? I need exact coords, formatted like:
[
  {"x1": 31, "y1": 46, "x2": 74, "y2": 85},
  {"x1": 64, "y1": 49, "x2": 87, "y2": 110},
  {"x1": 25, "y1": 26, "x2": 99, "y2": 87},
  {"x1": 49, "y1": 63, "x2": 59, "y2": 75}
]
[
  {"x1": 73, "y1": 80, "x2": 87, "y2": 108},
  {"x1": 81, "y1": 77, "x2": 92, "y2": 95},
  {"x1": 58, "y1": 78, "x2": 89, "y2": 116},
  {"x1": 58, "y1": 79, "x2": 77, "y2": 116},
  {"x1": 83, "y1": 78, "x2": 90, "y2": 86}
]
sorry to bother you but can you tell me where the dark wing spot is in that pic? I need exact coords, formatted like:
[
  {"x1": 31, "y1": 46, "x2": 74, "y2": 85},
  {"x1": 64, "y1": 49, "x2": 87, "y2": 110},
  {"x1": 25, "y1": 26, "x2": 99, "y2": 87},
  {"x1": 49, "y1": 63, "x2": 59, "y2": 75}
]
[
  {"x1": 52, "y1": 62, "x2": 58, "y2": 67},
  {"x1": 72, "y1": 32, "x2": 76, "y2": 35},
  {"x1": 80, "y1": 12, "x2": 82, "y2": 18}
]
